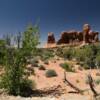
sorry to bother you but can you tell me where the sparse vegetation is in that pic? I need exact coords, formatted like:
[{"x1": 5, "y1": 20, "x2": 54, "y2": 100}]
[
  {"x1": 95, "y1": 78, "x2": 100, "y2": 85},
  {"x1": 63, "y1": 47, "x2": 75, "y2": 60},
  {"x1": 55, "y1": 44, "x2": 100, "y2": 70},
  {"x1": 60, "y1": 62, "x2": 73, "y2": 72},
  {"x1": 45, "y1": 69, "x2": 57, "y2": 77}
]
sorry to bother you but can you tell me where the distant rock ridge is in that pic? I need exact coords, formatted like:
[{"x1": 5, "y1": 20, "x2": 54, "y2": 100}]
[{"x1": 45, "y1": 24, "x2": 99, "y2": 48}]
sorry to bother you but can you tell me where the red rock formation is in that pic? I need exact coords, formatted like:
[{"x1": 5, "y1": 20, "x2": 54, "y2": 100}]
[
  {"x1": 47, "y1": 32, "x2": 55, "y2": 44},
  {"x1": 76, "y1": 32, "x2": 83, "y2": 42},
  {"x1": 45, "y1": 24, "x2": 99, "y2": 48},
  {"x1": 57, "y1": 31, "x2": 69, "y2": 44},
  {"x1": 83, "y1": 24, "x2": 91, "y2": 43},
  {"x1": 82, "y1": 24, "x2": 99, "y2": 43},
  {"x1": 88, "y1": 31, "x2": 99, "y2": 43},
  {"x1": 57, "y1": 30, "x2": 78, "y2": 44}
]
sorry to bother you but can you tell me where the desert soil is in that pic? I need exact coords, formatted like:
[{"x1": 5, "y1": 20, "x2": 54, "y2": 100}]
[{"x1": 0, "y1": 59, "x2": 100, "y2": 100}]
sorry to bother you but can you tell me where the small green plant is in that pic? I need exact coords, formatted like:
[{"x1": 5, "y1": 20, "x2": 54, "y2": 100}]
[
  {"x1": 83, "y1": 64, "x2": 90, "y2": 69},
  {"x1": 19, "y1": 79, "x2": 36, "y2": 97},
  {"x1": 60, "y1": 62, "x2": 73, "y2": 72},
  {"x1": 41, "y1": 50, "x2": 54, "y2": 61},
  {"x1": 95, "y1": 79, "x2": 100, "y2": 85},
  {"x1": 63, "y1": 47, "x2": 75, "y2": 60},
  {"x1": 45, "y1": 69, "x2": 57, "y2": 77}
]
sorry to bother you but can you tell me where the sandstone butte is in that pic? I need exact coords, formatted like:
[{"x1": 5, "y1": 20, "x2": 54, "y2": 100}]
[{"x1": 44, "y1": 24, "x2": 99, "y2": 48}]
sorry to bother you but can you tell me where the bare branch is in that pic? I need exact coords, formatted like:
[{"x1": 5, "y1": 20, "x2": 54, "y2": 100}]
[{"x1": 63, "y1": 72, "x2": 83, "y2": 94}]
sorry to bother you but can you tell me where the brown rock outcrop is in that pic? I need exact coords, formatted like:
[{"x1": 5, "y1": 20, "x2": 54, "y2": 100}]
[
  {"x1": 45, "y1": 24, "x2": 99, "y2": 48},
  {"x1": 47, "y1": 32, "x2": 55, "y2": 44},
  {"x1": 57, "y1": 31, "x2": 69, "y2": 44},
  {"x1": 57, "y1": 24, "x2": 99, "y2": 45}
]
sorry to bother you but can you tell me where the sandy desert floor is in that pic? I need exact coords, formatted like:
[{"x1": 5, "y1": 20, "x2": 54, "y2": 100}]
[
  {"x1": 0, "y1": 59, "x2": 100, "y2": 100},
  {"x1": 27, "y1": 59, "x2": 100, "y2": 100}
]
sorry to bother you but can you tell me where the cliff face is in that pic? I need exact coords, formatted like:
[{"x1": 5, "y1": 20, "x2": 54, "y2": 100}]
[{"x1": 45, "y1": 24, "x2": 99, "y2": 48}]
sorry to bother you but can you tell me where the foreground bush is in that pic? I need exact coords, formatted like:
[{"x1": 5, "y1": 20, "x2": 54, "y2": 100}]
[
  {"x1": 45, "y1": 69, "x2": 57, "y2": 77},
  {"x1": 0, "y1": 23, "x2": 39, "y2": 96},
  {"x1": 19, "y1": 79, "x2": 36, "y2": 96}
]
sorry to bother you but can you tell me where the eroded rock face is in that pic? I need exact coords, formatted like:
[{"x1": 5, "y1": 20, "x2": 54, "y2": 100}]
[
  {"x1": 88, "y1": 31, "x2": 99, "y2": 43},
  {"x1": 57, "y1": 31, "x2": 69, "y2": 44},
  {"x1": 57, "y1": 24, "x2": 99, "y2": 44},
  {"x1": 45, "y1": 24, "x2": 99, "y2": 48},
  {"x1": 83, "y1": 24, "x2": 91, "y2": 33},
  {"x1": 47, "y1": 32, "x2": 55, "y2": 44},
  {"x1": 83, "y1": 24, "x2": 91, "y2": 43}
]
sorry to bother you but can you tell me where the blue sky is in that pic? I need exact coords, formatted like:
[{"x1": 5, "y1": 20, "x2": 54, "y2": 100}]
[{"x1": 0, "y1": 0, "x2": 100, "y2": 45}]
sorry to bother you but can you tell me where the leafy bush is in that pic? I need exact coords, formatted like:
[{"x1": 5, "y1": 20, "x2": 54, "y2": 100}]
[
  {"x1": 95, "y1": 78, "x2": 100, "y2": 85},
  {"x1": 26, "y1": 67, "x2": 35, "y2": 75},
  {"x1": 0, "y1": 23, "x2": 39, "y2": 96},
  {"x1": 55, "y1": 47, "x2": 63, "y2": 57},
  {"x1": 41, "y1": 50, "x2": 54, "y2": 61},
  {"x1": 95, "y1": 55, "x2": 100, "y2": 68},
  {"x1": 45, "y1": 70, "x2": 57, "y2": 77},
  {"x1": 63, "y1": 47, "x2": 75, "y2": 60},
  {"x1": 0, "y1": 40, "x2": 6, "y2": 65},
  {"x1": 60, "y1": 62, "x2": 73, "y2": 72},
  {"x1": 19, "y1": 79, "x2": 36, "y2": 97}
]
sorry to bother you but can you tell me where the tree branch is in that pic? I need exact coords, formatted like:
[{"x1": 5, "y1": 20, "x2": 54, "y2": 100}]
[{"x1": 63, "y1": 72, "x2": 83, "y2": 94}]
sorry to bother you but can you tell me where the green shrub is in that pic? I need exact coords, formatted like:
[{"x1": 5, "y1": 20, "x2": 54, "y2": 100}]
[
  {"x1": 45, "y1": 70, "x2": 57, "y2": 77},
  {"x1": 0, "y1": 40, "x2": 6, "y2": 65},
  {"x1": 26, "y1": 67, "x2": 35, "y2": 75},
  {"x1": 19, "y1": 79, "x2": 36, "y2": 97},
  {"x1": 60, "y1": 63, "x2": 73, "y2": 72},
  {"x1": 28, "y1": 58, "x2": 39, "y2": 66},
  {"x1": 95, "y1": 55, "x2": 100, "y2": 68},
  {"x1": 63, "y1": 47, "x2": 75, "y2": 60},
  {"x1": 0, "y1": 23, "x2": 39, "y2": 96},
  {"x1": 95, "y1": 79, "x2": 100, "y2": 85},
  {"x1": 41, "y1": 50, "x2": 54, "y2": 61},
  {"x1": 84, "y1": 65, "x2": 90, "y2": 69}
]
